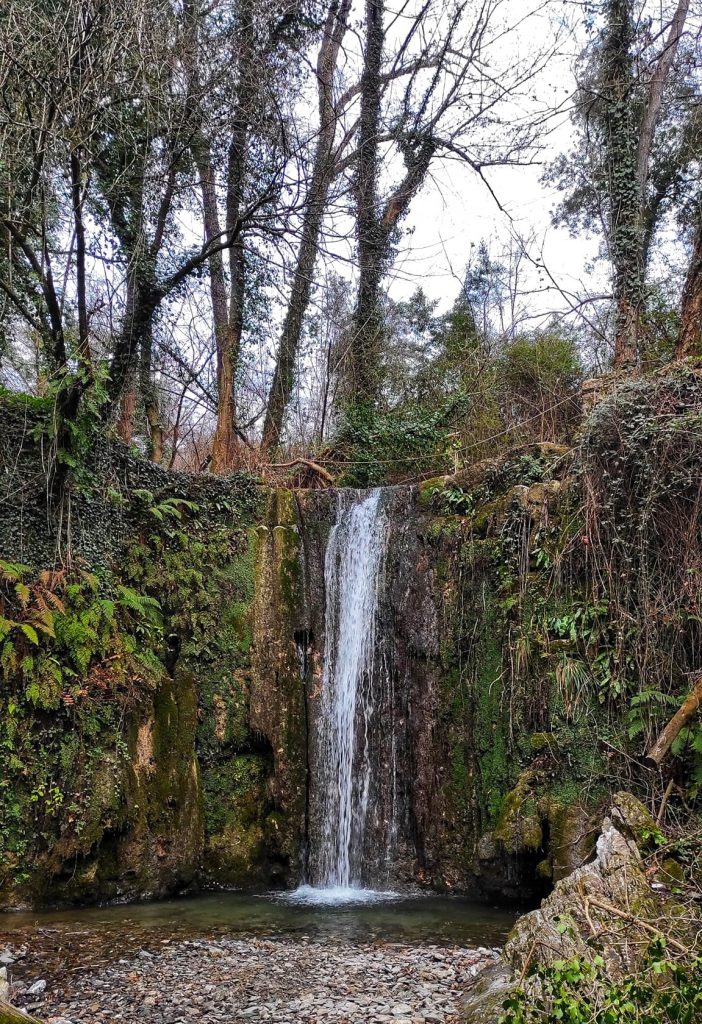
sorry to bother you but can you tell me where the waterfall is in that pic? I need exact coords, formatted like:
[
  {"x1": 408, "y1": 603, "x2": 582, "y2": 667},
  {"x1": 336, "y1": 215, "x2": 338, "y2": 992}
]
[{"x1": 303, "y1": 488, "x2": 393, "y2": 898}]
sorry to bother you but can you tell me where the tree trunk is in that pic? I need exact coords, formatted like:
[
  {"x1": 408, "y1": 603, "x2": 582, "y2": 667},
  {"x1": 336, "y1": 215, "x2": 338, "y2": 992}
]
[
  {"x1": 635, "y1": 0, "x2": 689, "y2": 200},
  {"x1": 70, "y1": 147, "x2": 92, "y2": 371},
  {"x1": 612, "y1": 290, "x2": 642, "y2": 368},
  {"x1": 602, "y1": 0, "x2": 642, "y2": 369},
  {"x1": 140, "y1": 326, "x2": 163, "y2": 464},
  {"x1": 210, "y1": 312, "x2": 241, "y2": 472},
  {"x1": 348, "y1": 1, "x2": 436, "y2": 407},
  {"x1": 261, "y1": 0, "x2": 352, "y2": 454},
  {"x1": 116, "y1": 384, "x2": 137, "y2": 444},
  {"x1": 191, "y1": 191, "x2": 239, "y2": 471},
  {"x1": 210, "y1": 134, "x2": 246, "y2": 473},
  {"x1": 107, "y1": 278, "x2": 159, "y2": 412},
  {"x1": 606, "y1": 0, "x2": 688, "y2": 368},
  {"x1": 186, "y1": 75, "x2": 233, "y2": 467},
  {"x1": 187, "y1": 0, "x2": 253, "y2": 474},
  {"x1": 350, "y1": 0, "x2": 385, "y2": 408},
  {"x1": 676, "y1": 215, "x2": 702, "y2": 359}
]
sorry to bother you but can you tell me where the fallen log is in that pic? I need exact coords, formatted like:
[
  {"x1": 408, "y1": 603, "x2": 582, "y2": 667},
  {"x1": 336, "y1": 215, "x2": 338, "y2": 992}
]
[
  {"x1": 0, "y1": 999, "x2": 42, "y2": 1023},
  {"x1": 644, "y1": 675, "x2": 702, "y2": 768},
  {"x1": 267, "y1": 458, "x2": 335, "y2": 485}
]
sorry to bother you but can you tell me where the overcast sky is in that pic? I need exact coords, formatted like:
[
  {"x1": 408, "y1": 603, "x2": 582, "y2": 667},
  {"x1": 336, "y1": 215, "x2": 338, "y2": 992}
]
[
  {"x1": 367, "y1": 0, "x2": 618, "y2": 328},
  {"x1": 319, "y1": 0, "x2": 609, "y2": 329}
]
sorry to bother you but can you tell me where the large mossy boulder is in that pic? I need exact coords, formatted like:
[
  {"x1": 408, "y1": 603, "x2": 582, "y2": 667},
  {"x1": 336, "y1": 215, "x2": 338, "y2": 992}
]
[{"x1": 463, "y1": 792, "x2": 692, "y2": 1023}]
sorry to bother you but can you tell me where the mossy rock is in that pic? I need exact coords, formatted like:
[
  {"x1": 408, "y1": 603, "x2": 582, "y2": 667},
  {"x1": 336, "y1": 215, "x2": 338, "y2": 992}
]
[
  {"x1": 504, "y1": 809, "x2": 658, "y2": 978},
  {"x1": 494, "y1": 771, "x2": 543, "y2": 852},
  {"x1": 0, "y1": 1001, "x2": 42, "y2": 1024},
  {"x1": 542, "y1": 800, "x2": 597, "y2": 882},
  {"x1": 417, "y1": 476, "x2": 448, "y2": 505},
  {"x1": 462, "y1": 963, "x2": 514, "y2": 1024},
  {"x1": 530, "y1": 732, "x2": 558, "y2": 752},
  {"x1": 657, "y1": 857, "x2": 686, "y2": 886},
  {"x1": 249, "y1": 489, "x2": 307, "y2": 876},
  {"x1": 535, "y1": 857, "x2": 553, "y2": 880},
  {"x1": 610, "y1": 791, "x2": 664, "y2": 852}
]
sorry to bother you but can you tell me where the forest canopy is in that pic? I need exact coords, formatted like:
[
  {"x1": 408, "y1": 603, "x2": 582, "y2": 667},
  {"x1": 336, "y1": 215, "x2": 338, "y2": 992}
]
[{"x1": 0, "y1": 0, "x2": 700, "y2": 479}]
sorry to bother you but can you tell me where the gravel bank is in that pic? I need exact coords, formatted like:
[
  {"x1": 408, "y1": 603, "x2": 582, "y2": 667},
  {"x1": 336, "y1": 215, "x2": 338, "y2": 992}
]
[{"x1": 16, "y1": 935, "x2": 499, "y2": 1024}]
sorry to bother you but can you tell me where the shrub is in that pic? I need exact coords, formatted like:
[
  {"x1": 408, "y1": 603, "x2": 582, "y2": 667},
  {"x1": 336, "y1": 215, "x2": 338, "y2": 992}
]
[{"x1": 499, "y1": 334, "x2": 583, "y2": 444}]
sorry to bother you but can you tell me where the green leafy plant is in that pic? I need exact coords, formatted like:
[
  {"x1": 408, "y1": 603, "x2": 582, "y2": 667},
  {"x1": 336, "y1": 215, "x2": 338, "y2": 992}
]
[{"x1": 500, "y1": 943, "x2": 702, "y2": 1024}]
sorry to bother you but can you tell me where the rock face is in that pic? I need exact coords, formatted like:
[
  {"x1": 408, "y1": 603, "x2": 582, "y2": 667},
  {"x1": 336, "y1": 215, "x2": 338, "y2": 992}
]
[
  {"x1": 12, "y1": 668, "x2": 204, "y2": 907},
  {"x1": 296, "y1": 486, "x2": 446, "y2": 887},
  {"x1": 290, "y1": 472, "x2": 611, "y2": 897},
  {"x1": 0, "y1": 435, "x2": 634, "y2": 905},
  {"x1": 249, "y1": 489, "x2": 310, "y2": 882},
  {"x1": 462, "y1": 793, "x2": 693, "y2": 1023},
  {"x1": 2, "y1": 376, "x2": 700, "y2": 908}
]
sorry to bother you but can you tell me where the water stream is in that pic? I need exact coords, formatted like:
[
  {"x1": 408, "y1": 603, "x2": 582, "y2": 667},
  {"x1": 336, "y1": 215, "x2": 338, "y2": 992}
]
[{"x1": 301, "y1": 489, "x2": 393, "y2": 903}]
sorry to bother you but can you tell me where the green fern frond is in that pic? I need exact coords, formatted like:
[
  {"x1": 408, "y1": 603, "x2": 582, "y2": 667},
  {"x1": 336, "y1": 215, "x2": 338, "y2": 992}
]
[
  {"x1": 0, "y1": 560, "x2": 31, "y2": 583},
  {"x1": 20, "y1": 624, "x2": 38, "y2": 645}
]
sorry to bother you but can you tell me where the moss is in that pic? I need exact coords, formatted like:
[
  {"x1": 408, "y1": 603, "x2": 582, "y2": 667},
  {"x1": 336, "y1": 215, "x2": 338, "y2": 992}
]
[
  {"x1": 473, "y1": 595, "x2": 511, "y2": 825},
  {"x1": 494, "y1": 772, "x2": 543, "y2": 852},
  {"x1": 611, "y1": 791, "x2": 665, "y2": 852},
  {"x1": 426, "y1": 515, "x2": 462, "y2": 540},
  {"x1": 543, "y1": 800, "x2": 596, "y2": 881},
  {"x1": 418, "y1": 476, "x2": 448, "y2": 504},
  {"x1": 467, "y1": 493, "x2": 511, "y2": 535},
  {"x1": 202, "y1": 754, "x2": 271, "y2": 884},
  {"x1": 530, "y1": 732, "x2": 558, "y2": 752},
  {"x1": 417, "y1": 452, "x2": 647, "y2": 896},
  {"x1": 657, "y1": 857, "x2": 686, "y2": 886},
  {"x1": 249, "y1": 489, "x2": 307, "y2": 876},
  {"x1": 536, "y1": 857, "x2": 553, "y2": 880}
]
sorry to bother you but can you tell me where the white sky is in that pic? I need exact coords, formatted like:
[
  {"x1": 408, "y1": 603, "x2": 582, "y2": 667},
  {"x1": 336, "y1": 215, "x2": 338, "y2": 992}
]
[{"x1": 327, "y1": 0, "x2": 609, "y2": 326}]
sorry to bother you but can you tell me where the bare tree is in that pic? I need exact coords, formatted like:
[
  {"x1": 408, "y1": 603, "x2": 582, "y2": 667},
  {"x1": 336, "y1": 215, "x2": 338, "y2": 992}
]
[
  {"x1": 261, "y1": 0, "x2": 352, "y2": 453},
  {"x1": 345, "y1": 0, "x2": 560, "y2": 407}
]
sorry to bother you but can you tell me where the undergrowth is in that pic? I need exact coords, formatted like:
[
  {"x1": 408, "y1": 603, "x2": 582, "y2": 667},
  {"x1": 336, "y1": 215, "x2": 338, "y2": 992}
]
[
  {"x1": 0, "y1": 482, "x2": 258, "y2": 892},
  {"x1": 501, "y1": 942, "x2": 702, "y2": 1024}
]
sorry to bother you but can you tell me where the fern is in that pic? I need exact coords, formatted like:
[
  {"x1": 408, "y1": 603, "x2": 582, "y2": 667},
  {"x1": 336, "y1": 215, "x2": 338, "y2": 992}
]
[
  {"x1": 0, "y1": 560, "x2": 31, "y2": 583},
  {"x1": 32, "y1": 610, "x2": 55, "y2": 637},
  {"x1": 24, "y1": 680, "x2": 41, "y2": 705},
  {"x1": 115, "y1": 585, "x2": 161, "y2": 620},
  {"x1": 19, "y1": 624, "x2": 38, "y2": 645}
]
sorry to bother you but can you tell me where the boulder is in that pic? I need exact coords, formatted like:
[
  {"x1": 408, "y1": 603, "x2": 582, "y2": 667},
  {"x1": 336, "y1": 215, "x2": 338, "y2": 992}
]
[{"x1": 462, "y1": 792, "x2": 676, "y2": 1022}]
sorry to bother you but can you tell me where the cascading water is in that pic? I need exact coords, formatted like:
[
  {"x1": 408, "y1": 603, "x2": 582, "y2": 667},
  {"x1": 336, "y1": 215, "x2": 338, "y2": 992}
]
[
  {"x1": 317, "y1": 488, "x2": 387, "y2": 888},
  {"x1": 291, "y1": 488, "x2": 397, "y2": 904}
]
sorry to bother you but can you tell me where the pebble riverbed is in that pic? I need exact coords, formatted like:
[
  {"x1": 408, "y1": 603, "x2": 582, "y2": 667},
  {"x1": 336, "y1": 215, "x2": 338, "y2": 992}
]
[{"x1": 10, "y1": 935, "x2": 499, "y2": 1024}]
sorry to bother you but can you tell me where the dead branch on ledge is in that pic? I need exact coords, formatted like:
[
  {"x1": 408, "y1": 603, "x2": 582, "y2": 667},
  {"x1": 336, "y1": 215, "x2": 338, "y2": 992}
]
[
  {"x1": 644, "y1": 676, "x2": 702, "y2": 768},
  {"x1": 267, "y1": 458, "x2": 335, "y2": 485}
]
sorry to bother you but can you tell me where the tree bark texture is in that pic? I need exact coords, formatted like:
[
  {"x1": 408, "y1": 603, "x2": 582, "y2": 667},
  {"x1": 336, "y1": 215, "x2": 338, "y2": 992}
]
[{"x1": 261, "y1": 0, "x2": 352, "y2": 453}]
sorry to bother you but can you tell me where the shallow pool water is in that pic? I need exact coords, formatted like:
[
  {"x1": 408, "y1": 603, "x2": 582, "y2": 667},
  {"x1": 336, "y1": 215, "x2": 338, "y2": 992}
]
[{"x1": 0, "y1": 888, "x2": 517, "y2": 948}]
